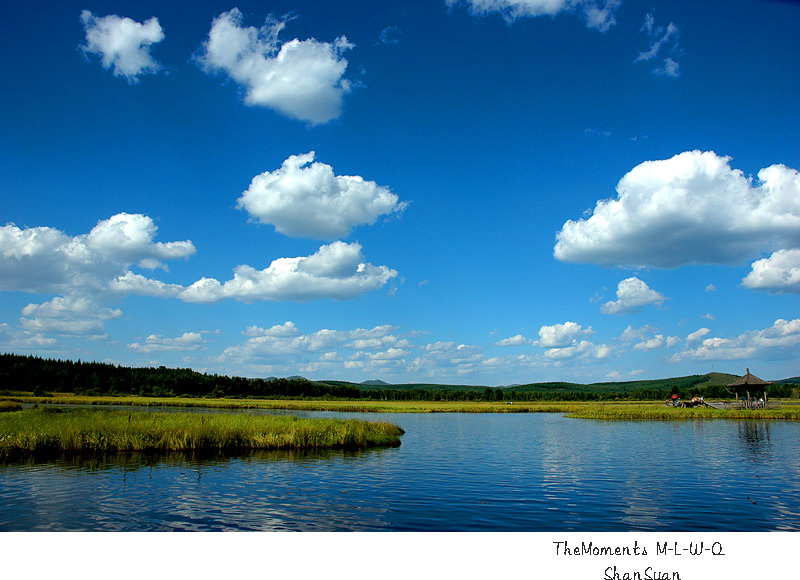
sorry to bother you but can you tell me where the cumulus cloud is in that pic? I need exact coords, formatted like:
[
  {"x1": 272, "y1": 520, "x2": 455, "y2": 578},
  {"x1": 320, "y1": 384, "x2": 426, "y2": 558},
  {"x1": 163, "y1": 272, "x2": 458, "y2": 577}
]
[
  {"x1": 686, "y1": 327, "x2": 712, "y2": 344},
  {"x1": 446, "y1": 0, "x2": 621, "y2": 32},
  {"x1": 635, "y1": 12, "x2": 681, "y2": 77},
  {"x1": 19, "y1": 296, "x2": 122, "y2": 338},
  {"x1": 237, "y1": 152, "x2": 407, "y2": 239},
  {"x1": 619, "y1": 324, "x2": 657, "y2": 342},
  {"x1": 535, "y1": 321, "x2": 593, "y2": 347},
  {"x1": 0, "y1": 323, "x2": 56, "y2": 350},
  {"x1": 600, "y1": 277, "x2": 666, "y2": 315},
  {"x1": 80, "y1": 11, "x2": 164, "y2": 82},
  {"x1": 110, "y1": 271, "x2": 184, "y2": 298},
  {"x1": 742, "y1": 249, "x2": 800, "y2": 294},
  {"x1": 129, "y1": 332, "x2": 208, "y2": 353},
  {"x1": 220, "y1": 323, "x2": 412, "y2": 373},
  {"x1": 671, "y1": 319, "x2": 800, "y2": 362},
  {"x1": 543, "y1": 340, "x2": 611, "y2": 361},
  {"x1": 411, "y1": 341, "x2": 486, "y2": 376},
  {"x1": 178, "y1": 241, "x2": 396, "y2": 303},
  {"x1": 244, "y1": 321, "x2": 301, "y2": 338},
  {"x1": 196, "y1": 9, "x2": 353, "y2": 125},
  {"x1": 0, "y1": 213, "x2": 195, "y2": 296},
  {"x1": 555, "y1": 151, "x2": 800, "y2": 269},
  {"x1": 633, "y1": 334, "x2": 680, "y2": 351},
  {"x1": 526, "y1": 321, "x2": 608, "y2": 362},
  {"x1": 495, "y1": 334, "x2": 530, "y2": 346}
]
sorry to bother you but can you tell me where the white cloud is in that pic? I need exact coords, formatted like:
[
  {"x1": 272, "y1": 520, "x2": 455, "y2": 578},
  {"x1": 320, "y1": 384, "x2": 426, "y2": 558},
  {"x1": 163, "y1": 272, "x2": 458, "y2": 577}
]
[
  {"x1": 220, "y1": 323, "x2": 412, "y2": 373},
  {"x1": 671, "y1": 337, "x2": 756, "y2": 362},
  {"x1": 0, "y1": 213, "x2": 195, "y2": 296},
  {"x1": 686, "y1": 327, "x2": 712, "y2": 344},
  {"x1": 110, "y1": 271, "x2": 184, "y2": 297},
  {"x1": 544, "y1": 340, "x2": 611, "y2": 361},
  {"x1": 196, "y1": 9, "x2": 353, "y2": 125},
  {"x1": 378, "y1": 26, "x2": 402, "y2": 45},
  {"x1": 619, "y1": 324, "x2": 657, "y2": 342},
  {"x1": 635, "y1": 13, "x2": 680, "y2": 77},
  {"x1": 0, "y1": 323, "x2": 56, "y2": 350},
  {"x1": 80, "y1": 11, "x2": 164, "y2": 82},
  {"x1": 244, "y1": 321, "x2": 301, "y2": 338},
  {"x1": 654, "y1": 57, "x2": 680, "y2": 78},
  {"x1": 495, "y1": 334, "x2": 530, "y2": 346},
  {"x1": 446, "y1": 0, "x2": 621, "y2": 32},
  {"x1": 535, "y1": 321, "x2": 593, "y2": 347},
  {"x1": 20, "y1": 296, "x2": 122, "y2": 337},
  {"x1": 555, "y1": 151, "x2": 800, "y2": 269},
  {"x1": 411, "y1": 341, "x2": 486, "y2": 377},
  {"x1": 671, "y1": 319, "x2": 800, "y2": 362},
  {"x1": 237, "y1": 152, "x2": 407, "y2": 239},
  {"x1": 528, "y1": 321, "x2": 608, "y2": 363},
  {"x1": 634, "y1": 334, "x2": 680, "y2": 351},
  {"x1": 600, "y1": 277, "x2": 666, "y2": 315},
  {"x1": 178, "y1": 241, "x2": 396, "y2": 303},
  {"x1": 742, "y1": 249, "x2": 800, "y2": 294},
  {"x1": 129, "y1": 332, "x2": 208, "y2": 353},
  {"x1": 752, "y1": 318, "x2": 800, "y2": 348}
]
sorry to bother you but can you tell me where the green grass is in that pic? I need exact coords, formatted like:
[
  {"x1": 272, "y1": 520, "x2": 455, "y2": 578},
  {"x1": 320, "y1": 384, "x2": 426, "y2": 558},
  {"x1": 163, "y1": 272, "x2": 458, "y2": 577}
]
[
  {"x1": 7, "y1": 395, "x2": 800, "y2": 420},
  {"x1": 10, "y1": 394, "x2": 585, "y2": 413},
  {"x1": 0, "y1": 408, "x2": 404, "y2": 461},
  {"x1": 564, "y1": 401, "x2": 800, "y2": 421},
  {"x1": 0, "y1": 401, "x2": 23, "y2": 412}
]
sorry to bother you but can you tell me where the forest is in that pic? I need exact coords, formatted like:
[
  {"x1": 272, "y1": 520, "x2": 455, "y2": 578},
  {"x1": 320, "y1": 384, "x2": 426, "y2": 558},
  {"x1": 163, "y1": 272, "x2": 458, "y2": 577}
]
[{"x1": 1, "y1": 353, "x2": 797, "y2": 402}]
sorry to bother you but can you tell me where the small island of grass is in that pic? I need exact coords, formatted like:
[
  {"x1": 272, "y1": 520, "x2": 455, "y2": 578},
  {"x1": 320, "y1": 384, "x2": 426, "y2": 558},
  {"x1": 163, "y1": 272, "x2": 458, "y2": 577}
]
[{"x1": 0, "y1": 408, "x2": 404, "y2": 461}]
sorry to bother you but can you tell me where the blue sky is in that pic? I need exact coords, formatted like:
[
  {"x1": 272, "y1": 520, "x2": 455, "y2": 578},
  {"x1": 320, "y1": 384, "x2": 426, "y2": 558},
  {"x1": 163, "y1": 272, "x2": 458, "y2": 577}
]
[{"x1": 1, "y1": 0, "x2": 798, "y2": 385}]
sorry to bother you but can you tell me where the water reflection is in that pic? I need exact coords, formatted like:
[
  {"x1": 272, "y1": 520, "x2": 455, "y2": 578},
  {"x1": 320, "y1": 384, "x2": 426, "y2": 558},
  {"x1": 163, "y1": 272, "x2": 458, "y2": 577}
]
[
  {"x1": 737, "y1": 421, "x2": 773, "y2": 457},
  {"x1": 0, "y1": 447, "x2": 390, "y2": 472},
  {"x1": 2, "y1": 411, "x2": 800, "y2": 532}
]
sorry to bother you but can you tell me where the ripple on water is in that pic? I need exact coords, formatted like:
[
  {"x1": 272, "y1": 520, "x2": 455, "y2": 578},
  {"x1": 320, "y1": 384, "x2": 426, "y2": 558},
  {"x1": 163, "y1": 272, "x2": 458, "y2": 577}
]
[{"x1": 2, "y1": 413, "x2": 800, "y2": 531}]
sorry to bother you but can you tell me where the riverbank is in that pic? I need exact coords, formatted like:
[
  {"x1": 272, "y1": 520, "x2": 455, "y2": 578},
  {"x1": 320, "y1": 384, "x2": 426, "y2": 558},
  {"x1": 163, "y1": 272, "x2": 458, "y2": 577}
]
[
  {"x1": 4, "y1": 394, "x2": 800, "y2": 419},
  {"x1": 0, "y1": 408, "x2": 404, "y2": 461}
]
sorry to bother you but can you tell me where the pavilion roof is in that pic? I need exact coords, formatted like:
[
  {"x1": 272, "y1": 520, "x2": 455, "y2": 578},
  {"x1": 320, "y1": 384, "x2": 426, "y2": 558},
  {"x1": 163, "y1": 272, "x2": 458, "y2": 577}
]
[{"x1": 727, "y1": 368, "x2": 773, "y2": 387}]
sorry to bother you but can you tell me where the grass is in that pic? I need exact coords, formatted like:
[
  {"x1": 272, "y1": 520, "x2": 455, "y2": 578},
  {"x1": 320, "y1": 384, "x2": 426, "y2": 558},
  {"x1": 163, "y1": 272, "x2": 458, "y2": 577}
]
[
  {"x1": 0, "y1": 401, "x2": 23, "y2": 412},
  {"x1": 0, "y1": 408, "x2": 405, "y2": 461},
  {"x1": 563, "y1": 401, "x2": 800, "y2": 421},
  {"x1": 5, "y1": 395, "x2": 799, "y2": 420},
  {"x1": 7, "y1": 394, "x2": 586, "y2": 414}
]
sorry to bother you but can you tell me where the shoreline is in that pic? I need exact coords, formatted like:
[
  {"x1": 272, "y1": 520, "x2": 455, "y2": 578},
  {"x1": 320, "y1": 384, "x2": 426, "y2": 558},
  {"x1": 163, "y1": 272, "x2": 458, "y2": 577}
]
[{"x1": 4, "y1": 395, "x2": 800, "y2": 420}]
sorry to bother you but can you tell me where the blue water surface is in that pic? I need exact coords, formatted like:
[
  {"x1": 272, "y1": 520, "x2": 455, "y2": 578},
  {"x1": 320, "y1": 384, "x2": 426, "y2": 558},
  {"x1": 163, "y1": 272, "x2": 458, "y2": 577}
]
[{"x1": 1, "y1": 411, "x2": 798, "y2": 531}]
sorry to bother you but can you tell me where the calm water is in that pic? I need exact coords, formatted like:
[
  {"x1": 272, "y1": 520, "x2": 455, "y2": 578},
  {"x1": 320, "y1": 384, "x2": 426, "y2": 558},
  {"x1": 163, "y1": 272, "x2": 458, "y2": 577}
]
[{"x1": 1, "y1": 410, "x2": 799, "y2": 531}]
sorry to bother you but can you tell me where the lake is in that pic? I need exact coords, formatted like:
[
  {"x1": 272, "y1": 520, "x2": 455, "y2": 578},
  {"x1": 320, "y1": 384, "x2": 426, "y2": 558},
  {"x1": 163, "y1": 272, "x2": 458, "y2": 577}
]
[{"x1": 1, "y1": 409, "x2": 799, "y2": 531}]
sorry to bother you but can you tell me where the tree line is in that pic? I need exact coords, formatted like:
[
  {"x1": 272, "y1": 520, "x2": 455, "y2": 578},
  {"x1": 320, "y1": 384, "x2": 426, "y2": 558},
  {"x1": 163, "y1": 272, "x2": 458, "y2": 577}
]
[{"x1": 1, "y1": 353, "x2": 797, "y2": 402}]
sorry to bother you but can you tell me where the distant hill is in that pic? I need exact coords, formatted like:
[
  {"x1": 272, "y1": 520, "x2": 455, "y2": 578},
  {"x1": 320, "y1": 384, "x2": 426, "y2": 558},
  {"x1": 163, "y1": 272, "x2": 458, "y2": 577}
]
[
  {"x1": 696, "y1": 372, "x2": 740, "y2": 386},
  {"x1": 777, "y1": 377, "x2": 800, "y2": 384},
  {"x1": 2, "y1": 352, "x2": 796, "y2": 401}
]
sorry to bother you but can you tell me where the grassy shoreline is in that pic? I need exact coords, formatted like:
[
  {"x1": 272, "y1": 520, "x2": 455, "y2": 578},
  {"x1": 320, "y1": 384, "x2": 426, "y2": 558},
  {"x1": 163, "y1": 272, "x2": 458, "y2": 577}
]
[
  {"x1": 3, "y1": 394, "x2": 800, "y2": 420},
  {"x1": 0, "y1": 408, "x2": 404, "y2": 461}
]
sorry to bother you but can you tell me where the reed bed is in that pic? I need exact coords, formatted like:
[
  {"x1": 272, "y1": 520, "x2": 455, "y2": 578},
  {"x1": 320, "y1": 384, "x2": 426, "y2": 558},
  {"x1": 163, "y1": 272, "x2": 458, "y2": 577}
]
[
  {"x1": 13, "y1": 395, "x2": 589, "y2": 414},
  {"x1": 0, "y1": 401, "x2": 23, "y2": 412},
  {"x1": 0, "y1": 408, "x2": 404, "y2": 461},
  {"x1": 9, "y1": 396, "x2": 800, "y2": 419},
  {"x1": 565, "y1": 402, "x2": 800, "y2": 421}
]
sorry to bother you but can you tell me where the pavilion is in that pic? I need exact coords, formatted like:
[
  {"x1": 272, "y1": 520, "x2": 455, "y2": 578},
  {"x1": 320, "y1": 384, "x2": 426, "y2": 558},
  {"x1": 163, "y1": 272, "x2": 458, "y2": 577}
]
[{"x1": 727, "y1": 368, "x2": 774, "y2": 408}]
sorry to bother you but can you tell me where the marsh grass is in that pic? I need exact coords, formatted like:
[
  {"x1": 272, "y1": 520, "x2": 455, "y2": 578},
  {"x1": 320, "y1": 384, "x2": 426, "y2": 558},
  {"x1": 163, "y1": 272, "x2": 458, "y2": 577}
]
[
  {"x1": 16, "y1": 395, "x2": 587, "y2": 414},
  {"x1": 0, "y1": 401, "x2": 23, "y2": 412},
  {"x1": 0, "y1": 408, "x2": 404, "y2": 461},
  {"x1": 565, "y1": 402, "x2": 800, "y2": 421},
  {"x1": 9, "y1": 395, "x2": 800, "y2": 420}
]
